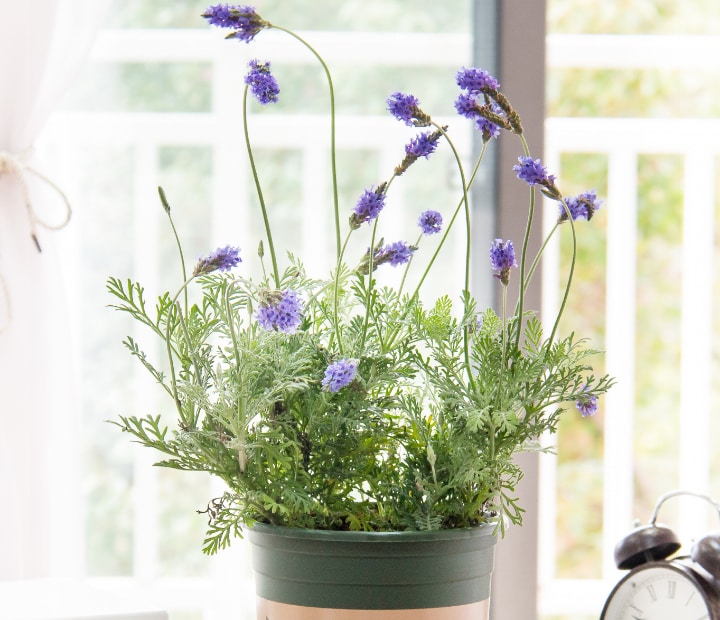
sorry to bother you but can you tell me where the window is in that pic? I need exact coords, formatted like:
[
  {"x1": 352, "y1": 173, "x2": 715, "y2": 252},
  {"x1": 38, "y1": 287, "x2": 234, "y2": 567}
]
[
  {"x1": 21, "y1": 2, "x2": 719, "y2": 619},
  {"x1": 542, "y1": 2, "x2": 720, "y2": 618}
]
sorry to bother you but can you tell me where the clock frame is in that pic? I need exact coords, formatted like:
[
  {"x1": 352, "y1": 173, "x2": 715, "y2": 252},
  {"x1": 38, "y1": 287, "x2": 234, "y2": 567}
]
[{"x1": 600, "y1": 559, "x2": 720, "y2": 620}]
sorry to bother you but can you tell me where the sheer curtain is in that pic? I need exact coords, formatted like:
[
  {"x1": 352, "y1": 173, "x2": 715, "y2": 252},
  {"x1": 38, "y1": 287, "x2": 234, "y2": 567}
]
[{"x1": 0, "y1": 0, "x2": 109, "y2": 580}]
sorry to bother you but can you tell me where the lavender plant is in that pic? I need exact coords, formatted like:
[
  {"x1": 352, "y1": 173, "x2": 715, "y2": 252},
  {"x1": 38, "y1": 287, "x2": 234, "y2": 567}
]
[{"x1": 108, "y1": 4, "x2": 613, "y2": 554}]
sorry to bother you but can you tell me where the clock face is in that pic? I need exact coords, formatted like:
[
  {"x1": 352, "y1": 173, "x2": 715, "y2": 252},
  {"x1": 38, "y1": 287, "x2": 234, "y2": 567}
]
[{"x1": 601, "y1": 563, "x2": 713, "y2": 620}]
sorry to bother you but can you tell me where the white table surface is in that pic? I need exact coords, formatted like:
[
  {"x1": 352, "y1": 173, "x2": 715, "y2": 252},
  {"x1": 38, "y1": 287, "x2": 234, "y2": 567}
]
[{"x1": 0, "y1": 579, "x2": 168, "y2": 620}]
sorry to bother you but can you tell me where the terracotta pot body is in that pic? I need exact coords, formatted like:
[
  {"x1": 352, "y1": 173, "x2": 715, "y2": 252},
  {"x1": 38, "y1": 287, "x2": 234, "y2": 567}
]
[{"x1": 247, "y1": 523, "x2": 497, "y2": 619}]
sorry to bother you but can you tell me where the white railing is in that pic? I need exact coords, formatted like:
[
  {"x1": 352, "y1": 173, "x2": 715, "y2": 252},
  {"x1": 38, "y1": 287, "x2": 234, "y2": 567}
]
[
  {"x1": 43, "y1": 28, "x2": 718, "y2": 618},
  {"x1": 540, "y1": 116, "x2": 720, "y2": 616}
]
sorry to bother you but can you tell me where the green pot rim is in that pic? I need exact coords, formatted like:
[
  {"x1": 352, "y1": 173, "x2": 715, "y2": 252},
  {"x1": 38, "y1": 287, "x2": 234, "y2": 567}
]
[
  {"x1": 247, "y1": 521, "x2": 498, "y2": 610},
  {"x1": 249, "y1": 520, "x2": 498, "y2": 542}
]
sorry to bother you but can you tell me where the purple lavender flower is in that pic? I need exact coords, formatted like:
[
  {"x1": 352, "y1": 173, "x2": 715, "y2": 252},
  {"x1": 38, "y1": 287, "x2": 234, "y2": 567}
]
[
  {"x1": 559, "y1": 190, "x2": 604, "y2": 222},
  {"x1": 358, "y1": 240, "x2": 417, "y2": 274},
  {"x1": 245, "y1": 59, "x2": 279, "y2": 104},
  {"x1": 454, "y1": 94, "x2": 502, "y2": 141},
  {"x1": 489, "y1": 239, "x2": 517, "y2": 286},
  {"x1": 376, "y1": 241, "x2": 416, "y2": 267},
  {"x1": 256, "y1": 289, "x2": 304, "y2": 333},
  {"x1": 386, "y1": 92, "x2": 431, "y2": 127},
  {"x1": 202, "y1": 3, "x2": 240, "y2": 27},
  {"x1": 418, "y1": 210, "x2": 443, "y2": 235},
  {"x1": 513, "y1": 156, "x2": 561, "y2": 199},
  {"x1": 513, "y1": 156, "x2": 553, "y2": 186},
  {"x1": 350, "y1": 186, "x2": 387, "y2": 229},
  {"x1": 576, "y1": 390, "x2": 598, "y2": 417},
  {"x1": 454, "y1": 92, "x2": 479, "y2": 118},
  {"x1": 202, "y1": 4, "x2": 269, "y2": 42},
  {"x1": 192, "y1": 245, "x2": 242, "y2": 276},
  {"x1": 476, "y1": 116, "x2": 502, "y2": 141},
  {"x1": 322, "y1": 359, "x2": 358, "y2": 392},
  {"x1": 456, "y1": 67, "x2": 500, "y2": 93},
  {"x1": 405, "y1": 131, "x2": 439, "y2": 159},
  {"x1": 394, "y1": 128, "x2": 444, "y2": 175}
]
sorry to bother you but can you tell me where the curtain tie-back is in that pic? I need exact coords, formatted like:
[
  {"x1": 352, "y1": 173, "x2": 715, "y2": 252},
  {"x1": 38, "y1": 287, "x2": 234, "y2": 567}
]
[
  {"x1": 0, "y1": 150, "x2": 73, "y2": 331},
  {"x1": 0, "y1": 150, "x2": 73, "y2": 250}
]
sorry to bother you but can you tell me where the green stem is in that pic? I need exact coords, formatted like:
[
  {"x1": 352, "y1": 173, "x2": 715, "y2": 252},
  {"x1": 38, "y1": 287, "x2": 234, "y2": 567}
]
[
  {"x1": 432, "y1": 123, "x2": 472, "y2": 295},
  {"x1": 512, "y1": 135, "x2": 533, "y2": 351},
  {"x1": 158, "y1": 186, "x2": 188, "y2": 316},
  {"x1": 398, "y1": 233, "x2": 423, "y2": 297},
  {"x1": 272, "y1": 26, "x2": 341, "y2": 258},
  {"x1": 332, "y1": 233, "x2": 353, "y2": 356},
  {"x1": 224, "y1": 280, "x2": 242, "y2": 366},
  {"x1": 500, "y1": 284, "x2": 508, "y2": 375},
  {"x1": 411, "y1": 142, "x2": 487, "y2": 301},
  {"x1": 243, "y1": 85, "x2": 280, "y2": 287},
  {"x1": 428, "y1": 122, "x2": 475, "y2": 390},
  {"x1": 164, "y1": 275, "x2": 197, "y2": 423},
  {"x1": 174, "y1": 301, "x2": 205, "y2": 394},
  {"x1": 521, "y1": 222, "x2": 560, "y2": 294},
  {"x1": 359, "y1": 219, "x2": 381, "y2": 349},
  {"x1": 547, "y1": 205, "x2": 577, "y2": 346}
]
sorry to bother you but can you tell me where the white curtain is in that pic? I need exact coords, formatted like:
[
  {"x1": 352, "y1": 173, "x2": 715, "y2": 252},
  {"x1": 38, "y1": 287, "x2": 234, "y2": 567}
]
[{"x1": 0, "y1": 0, "x2": 109, "y2": 580}]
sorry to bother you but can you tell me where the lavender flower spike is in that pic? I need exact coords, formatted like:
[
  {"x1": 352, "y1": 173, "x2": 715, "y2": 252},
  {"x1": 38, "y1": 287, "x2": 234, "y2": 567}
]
[
  {"x1": 394, "y1": 128, "x2": 444, "y2": 176},
  {"x1": 454, "y1": 94, "x2": 503, "y2": 142},
  {"x1": 358, "y1": 241, "x2": 417, "y2": 274},
  {"x1": 374, "y1": 241, "x2": 416, "y2": 267},
  {"x1": 489, "y1": 238, "x2": 517, "y2": 286},
  {"x1": 513, "y1": 156, "x2": 553, "y2": 187},
  {"x1": 256, "y1": 289, "x2": 304, "y2": 333},
  {"x1": 418, "y1": 210, "x2": 443, "y2": 235},
  {"x1": 456, "y1": 67, "x2": 500, "y2": 93},
  {"x1": 350, "y1": 185, "x2": 387, "y2": 229},
  {"x1": 559, "y1": 189, "x2": 604, "y2": 223},
  {"x1": 386, "y1": 92, "x2": 432, "y2": 127},
  {"x1": 202, "y1": 4, "x2": 269, "y2": 43},
  {"x1": 576, "y1": 390, "x2": 598, "y2": 417},
  {"x1": 513, "y1": 156, "x2": 561, "y2": 200},
  {"x1": 245, "y1": 59, "x2": 280, "y2": 104},
  {"x1": 322, "y1": 359, "x2": 358, "y2": 392},
  {"x1": 192, "y1": 245, "x2": 242, "y2": 276},
  {"x1": 405, "y1": 131, "x2": 439, "y2": 160}
]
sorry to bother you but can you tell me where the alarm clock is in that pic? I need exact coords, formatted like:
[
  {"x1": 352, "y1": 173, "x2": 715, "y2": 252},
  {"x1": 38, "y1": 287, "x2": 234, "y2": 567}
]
[{"x1": 600, "y1": 490, "x2": 720, "y2": 620}]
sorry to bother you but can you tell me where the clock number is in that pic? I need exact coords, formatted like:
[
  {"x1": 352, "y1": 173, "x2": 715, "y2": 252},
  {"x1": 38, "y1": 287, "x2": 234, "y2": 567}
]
[
  {"x1": 667, "y1": 579, "x2": 676, "y2": 599},
  {"x1": 646, "y1": 584, "x2": 657, "y2": 602}
]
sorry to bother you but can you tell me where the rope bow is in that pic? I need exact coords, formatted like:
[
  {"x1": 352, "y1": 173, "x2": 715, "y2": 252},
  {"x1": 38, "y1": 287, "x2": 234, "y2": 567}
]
[{"x1": 0, "y1": 150, "x2": 73, "y2": 331}]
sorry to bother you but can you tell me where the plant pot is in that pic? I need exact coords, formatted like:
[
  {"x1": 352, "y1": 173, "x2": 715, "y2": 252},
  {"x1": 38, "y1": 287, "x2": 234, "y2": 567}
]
[{"x1": 247, "y1": 522, "x2": 497, "y2": 619}]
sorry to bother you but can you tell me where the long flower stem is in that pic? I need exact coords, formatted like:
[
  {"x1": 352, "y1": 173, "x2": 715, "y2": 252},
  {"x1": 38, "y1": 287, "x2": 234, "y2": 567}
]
[
  {"x1": 158, "y1": 186, "x2": 188, "y2": 315},
  {"x1": 547, "y1": 207, "x2": 577, "y2": 346},
  {"x1": 432, "y1": 123, "x2": 472, "y2": 294},
  {"x1": 225, "y1": 280, "x2": 242, "y2": 366},
  {"x1": 332, "y1": 233, "x2": 353, "y2": 355},
  {"x1": 411, "y1": 142, "x2": 487, "y2": 300},
  {"x1": 429, "y1": 122, "x2": 476, "y2": 391},
  {"x1": 164, "y1": 275, "x2": 197, "y2": 424},
  {"x1": 500, "y1": 284, "x2": 508, "y2": 374},
  {"x1": 513, "y1": 135, "x2": 533, "y2": 351},
  {"x1": 359, "y1": 219, "x2": 381, "y2": 349},
  {"x1": 398, "y1": 233, "x2": 423, "y2": 297},
  {"x1": 272, "y1": 26, "x2": 341, "y2": 258},
  {"x1": 243, "y1": 86, "x2": 280, "y2": 288},
  {"x1": 521, "y1": 222, "x2": 560, "y2": 294}
]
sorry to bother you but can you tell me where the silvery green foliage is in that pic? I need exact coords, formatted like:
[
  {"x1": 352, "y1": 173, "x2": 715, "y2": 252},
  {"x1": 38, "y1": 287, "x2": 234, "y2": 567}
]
[{"x1": 108, "y1": 5, "x2": 614, "y2": 554}]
